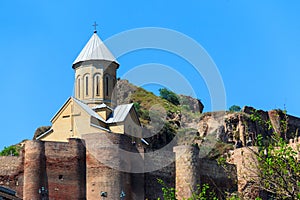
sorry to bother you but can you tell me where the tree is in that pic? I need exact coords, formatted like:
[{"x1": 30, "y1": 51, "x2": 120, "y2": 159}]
[
  {"x1": 249, "y1": 109, "x2": 300, "y2": 199},
  {"x1": 229, "y1": 105, "x2": 241, "y2": 112},
  {"x1": 254, "y1": 135, "x2": 300, "y2": 199},
  {"x1": 0, "y1": 145, "x2": 21, "y2": 156},
  {"x1": 159, "y1": 88, "x2": 180, "y2": 106}
]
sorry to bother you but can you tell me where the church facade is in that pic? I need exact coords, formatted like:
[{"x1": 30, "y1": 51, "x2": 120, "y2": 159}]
[{"x1": 37, "y1": 30, "x2": 141, "y2": 143}]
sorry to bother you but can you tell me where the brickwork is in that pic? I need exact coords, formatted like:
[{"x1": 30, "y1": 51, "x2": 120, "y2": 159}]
[
  {"x1": 44, "y1": 139, "x2": 86, "y2": 200},
  {"x1": 23, "y1": 140, "x2": 46, "y2": 200},
  {"x1": 2, "y1": 136, "x2": 297, "y2": 200},
  {"x1": 83, "y1": 132, "x2": 136, "y2": 200}
]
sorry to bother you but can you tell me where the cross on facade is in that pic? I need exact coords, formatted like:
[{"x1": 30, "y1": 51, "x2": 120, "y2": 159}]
[{"x1": 93, "y1": 22, "x2": 98, "y2": 33}]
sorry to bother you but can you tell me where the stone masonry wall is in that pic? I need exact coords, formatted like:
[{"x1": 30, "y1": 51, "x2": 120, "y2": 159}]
[
  {"x1": 44, "y1": 138, "x2": 86, "y2": 200},
  {"x1": 228, "y1": 147, "x2": 260, "y2": 199},
  {"x1": 199, "y1": 159, "x2": 237, "y2": 198},
  {"x1": 83, "y1": 132, "x2": 137, "y2": 200},
  {"x1": 173, "y1": 145, "x2": 200, "y2": 199},
  {"x1": 0, "y1": 155, "x2": 24, "y2": 198},
  {"x1": 144, "y1": 149, "x2": 175, "y2": 200},
  {"x1": 23, "y1": 140, "x2": 46, "y2": 200}
]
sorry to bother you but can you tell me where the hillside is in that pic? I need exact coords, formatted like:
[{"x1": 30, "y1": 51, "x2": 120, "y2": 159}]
[
  {"x1": 4, "y1": 79, "x2": 300, "y2": 158},
  {"x1": 115, "y1": 79, "x2": 300, "y2": 157}
]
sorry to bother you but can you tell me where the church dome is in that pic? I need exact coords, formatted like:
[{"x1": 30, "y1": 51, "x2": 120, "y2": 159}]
[{"x1": 72, "y1": 32, "x2": 119, "y2": 68}]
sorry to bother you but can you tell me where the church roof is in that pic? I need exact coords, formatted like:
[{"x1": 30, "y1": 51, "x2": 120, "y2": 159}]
[
  {"x1": 72, "y1": 32, "x2": 118, "y2": 67},
  {"x1": 72, "y1": 97, "x2": 106, "y2": 122},
  {"x1": 92, "y1": 103, "x2": 113, "y2": 111},
  {"x1": 106, "y1": 103, "x2": 134, "y2": 123}
]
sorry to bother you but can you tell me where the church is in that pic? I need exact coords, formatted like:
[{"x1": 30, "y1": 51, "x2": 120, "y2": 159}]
[{"x1": 36, "y1": 29, "x2": 141, "y2": 143}]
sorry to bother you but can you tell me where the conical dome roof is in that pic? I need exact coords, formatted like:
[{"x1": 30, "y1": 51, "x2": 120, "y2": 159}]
[{"x1": 72, "y1": 32, "x2": 118, "y2": 68}]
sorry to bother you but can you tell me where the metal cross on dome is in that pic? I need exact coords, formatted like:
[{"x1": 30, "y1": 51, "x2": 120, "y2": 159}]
[{"x1": 93, "y1": 22, "x2": 98, "y2": 33}]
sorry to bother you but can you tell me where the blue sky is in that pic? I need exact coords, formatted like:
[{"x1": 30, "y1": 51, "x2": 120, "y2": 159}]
[{"x1": 0, "y1": 0, "x2": 299, "y2": 149}]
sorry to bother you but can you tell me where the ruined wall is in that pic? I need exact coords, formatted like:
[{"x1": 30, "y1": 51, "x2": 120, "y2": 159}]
[
  {"x1": 199, "y1": 159, "x2": 237, "y2": 198},
  {"x1": 289, "y1": 137, "x2": 300, "y2": 160},
  {"x1": 228, "y1": 147, "x2": 260, "y2": 199},
  {"x1": 144, "y1": 150, "x2": 175, "y2": 200},
  {"x1": 173, "y1": 145, "x2": 200, "y2": 199},
  {"x1": 0, "y1": 155, "x2": 24, "y2": 198}
]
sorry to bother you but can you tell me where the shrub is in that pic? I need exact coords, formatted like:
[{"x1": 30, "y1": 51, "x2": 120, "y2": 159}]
[
  {"x1": 159, "y1": 88, "x2": 180, "y2": 106},
  {"x1": 229, "y1": 105, "x2": 241, "y2": 112}
]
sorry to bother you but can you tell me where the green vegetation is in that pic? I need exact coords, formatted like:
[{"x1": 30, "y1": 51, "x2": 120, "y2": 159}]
[
  {"x1": 0, "y1": 144, "x2": 21, "y2": 156},
  {"x1": 247, "y1": 109, "x2": 300, "y2": 199},
  {"x1": 157, "y1": 179, "x2": 218, "y2": 200},
  {"x1": 159, "y1": 88, "x2": 180, "y2": 106},
  {"x1": 229, "y1": 105, "x2": 241, "y2": 112},
  {"x1": 255, "y1": 135, "x2": 300, "y2": 199}
]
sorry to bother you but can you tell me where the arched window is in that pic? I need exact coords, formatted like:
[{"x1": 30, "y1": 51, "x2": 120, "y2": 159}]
[
  {"x1": 77, "y1": 78, "x2": 80, "y2": 98},
  {"x1": 105, "y1": 75, "x2": 109, "y2": 97},
  {"x1": 84, "y1": 75, "x2": 89, "y2": 96},
  {"x1": 94, "y1": 75, "x2": 101, "y2": 97},
  {"x1": 86, "y1": 76, "x2": 89, "y2": 96}
]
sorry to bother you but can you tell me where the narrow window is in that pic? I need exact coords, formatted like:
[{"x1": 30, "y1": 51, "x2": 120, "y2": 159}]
[
  {"x1": 105, "y1": 76, "x2": 109, "y2": 96},
  {"x1": 96, "y1": 76, "x2": 100, "y2": 96},
  {"x1": 58, "y1": 175, "x2": 63, "y2": 180},
  {"x1": 85, "y1": 76, "x2": 89, "y2": 96},
  {"x1": 77, "y1": 78, "x2": 80, "y2": 98}
]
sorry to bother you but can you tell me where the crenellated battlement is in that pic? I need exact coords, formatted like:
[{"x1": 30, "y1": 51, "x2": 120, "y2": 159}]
[{"x1": 289, "y1": 136, "x2": 300, "y2": 146}]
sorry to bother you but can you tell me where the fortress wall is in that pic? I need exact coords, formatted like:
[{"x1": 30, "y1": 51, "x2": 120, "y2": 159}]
[
  {"x1": 0, "y1": 155, "x2": 24, "y2": 198},
  {"x1": 289, "y1": 137, "x2": 300, "y2": 160},
  {"x1": 83, "y1": 132, "x2": 134, "y2": 200},
  {"x1": 144, "y1": 150, "x2": 175, "y2": 200},
  {"x1": 44, "y1": 139, "x2": 86, "y2": 200},
  {"x1": 228, "y1": 147, "x2": 260, "y2": 199},
  {"x1": 199, "y1": 159, "x2": 237, "y2": 197},
  {"x1": 23, "y1": 140, "x2": 46, "y2": 200},
  {"x1": 173, "y1": 145, "x2": 200, "y2": 199}
]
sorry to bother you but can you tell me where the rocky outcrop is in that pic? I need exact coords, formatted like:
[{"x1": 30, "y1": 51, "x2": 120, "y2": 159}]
[
  {"x1": 115, "y1": 79, "x2": 138, "y2": 105},
  {"x1": 196, "y1": 107, "x2": 300, "y2": 148},
  {"x1": 179, "y1": 95, "x2": 204, "y2": 113}
]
